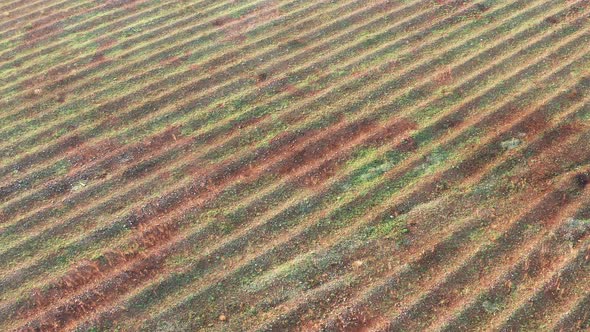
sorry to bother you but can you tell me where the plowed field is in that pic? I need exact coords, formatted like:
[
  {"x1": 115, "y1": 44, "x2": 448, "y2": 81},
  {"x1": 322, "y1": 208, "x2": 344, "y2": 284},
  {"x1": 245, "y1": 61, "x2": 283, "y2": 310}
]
[{"x1": 1, "y1": 0, "x2": 590, "y2": 331}]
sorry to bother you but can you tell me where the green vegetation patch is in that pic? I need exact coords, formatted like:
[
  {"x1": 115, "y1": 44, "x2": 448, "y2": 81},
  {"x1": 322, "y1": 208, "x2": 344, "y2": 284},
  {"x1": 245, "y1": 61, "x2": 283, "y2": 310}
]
[{"x1": 365, "y1": 214, "x2": 409, "y2": 240}]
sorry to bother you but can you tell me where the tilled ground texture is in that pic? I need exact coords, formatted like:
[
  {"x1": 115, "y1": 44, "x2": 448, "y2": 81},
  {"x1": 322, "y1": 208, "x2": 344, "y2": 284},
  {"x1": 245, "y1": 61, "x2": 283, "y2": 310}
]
[{"x1": 1, "y1": 0, "x2": 590, "y2": 331}]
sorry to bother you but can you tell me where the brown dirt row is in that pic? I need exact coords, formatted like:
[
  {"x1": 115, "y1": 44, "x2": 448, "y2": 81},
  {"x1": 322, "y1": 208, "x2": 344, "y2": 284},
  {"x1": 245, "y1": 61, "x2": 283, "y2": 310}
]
[
  {"x1": 0, "y1": 0, "x2": 544, "y2": 185},
  {"x1": 8, "y1": 26, "x2": 584, "y2": 332},
  {"x1": 356, "y1": 185, "x2": 587, "y2": 331},
  {"x1": 0, "y1": 117, "x2": 322, "y2": 303},
  {"x1": 0, "y1": 126, "x2": 177, "y2": 203},
  {"x1": 59, "y1": 114, "x2": 426, "y2": 330},
  {"x1": 0, "y1": 0, "x2": 376, "y2": 189},
  {"x1": 428, "y1": 200, "x2": 590, "y2": 330},
  {"x1": 374, "y1": 172, "x2": 590, "y2": 331},
  {"x1": 0, "y1": 0, "x2": 223, "y2": 78},
  {"x1": 253, "y1": 211, "x2": 496, "y2": 331},
  {"x1": 483, "y1": 242, "x2": 590, "y2": 330},
  {"x1": 253, "y1": 169, "x2": 588, "y2": 330}
]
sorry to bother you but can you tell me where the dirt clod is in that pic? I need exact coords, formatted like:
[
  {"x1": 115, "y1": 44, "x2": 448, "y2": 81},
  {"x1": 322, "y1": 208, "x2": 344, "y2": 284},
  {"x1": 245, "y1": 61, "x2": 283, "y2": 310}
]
[
  {"x1": 257, "y1": 72, "x2": 268, "y2": 82},
  {"x1": 575, "y1": 172, "x2": 589, "y2": 188},
  {"x1": 352, "y1": 260, "x2": 364, "y2": 269}
]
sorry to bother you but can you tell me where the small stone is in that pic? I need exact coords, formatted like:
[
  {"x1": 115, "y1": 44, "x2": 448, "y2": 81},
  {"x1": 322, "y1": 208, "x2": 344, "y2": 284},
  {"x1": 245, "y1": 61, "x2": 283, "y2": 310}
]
[
  {"x1": 219, "y1": 314, "x2": 227, "y2": 322},
  {"x1": 501, "y1": 138, "x2": 522, "y2": 150},
  {"x1": 33, "y1": 88, "x2": 42, "y2": 95},
  {"x1": 71, "y1": 180, "x2": 87, "y2": 192}
]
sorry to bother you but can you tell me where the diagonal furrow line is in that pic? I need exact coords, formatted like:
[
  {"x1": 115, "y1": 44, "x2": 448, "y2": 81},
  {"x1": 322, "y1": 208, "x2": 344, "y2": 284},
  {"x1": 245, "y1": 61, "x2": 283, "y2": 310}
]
[
  {"x1": 0, "y1": 0, "x2": 446, "y2": 254},
  {"x1": 235, "y1": 35, "x2": 590, "y2": 322},
  {"x1": 0, "y1": 0, "x2": 333, "y2": 205},
  {"x1": 488, "y1": 243, "x2": 590, "y2": 331},
  {"x1": 0, "y1": 102, "x2": 408, "y2": 318},
  {"x1": 436, "y1": 244, "x2": 590, "y2": 331},
  {"x1": 0, "y1": 0, "x2": 148, "y2": 53},
  {"x1": 0, "y1": 0, "x2": 504, "y2": 223},
  {"x1": 257, "y1": 181, "x2": 585, "y2": 331},
  {"x1": 0, "y1": 0, "x2": 245, "y2": 97},
  {"x1": 0, "y1": 0, "x2": 44, "y2": 18},
  {"x1": 6, "y1": 9, "x2": 544, "y2": 326},
  {"x1": 2, "y1": 0, "x2": 584, "y2": 304},
  {"x1": 429, "y1": 179, "x2": 590, "y2": 331},
  {"x1": 0, "y1": 0, "x2": 323, "y2": 213},
  {"x1": 415, "y1": 103, "x2": 590, "y2": 331},
  {"x1": 2, "y1": 0, "x2": 590, "y2": 331},
  {"x1": 3, "y1": 0, "x2": 512, "y2": 165}
]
